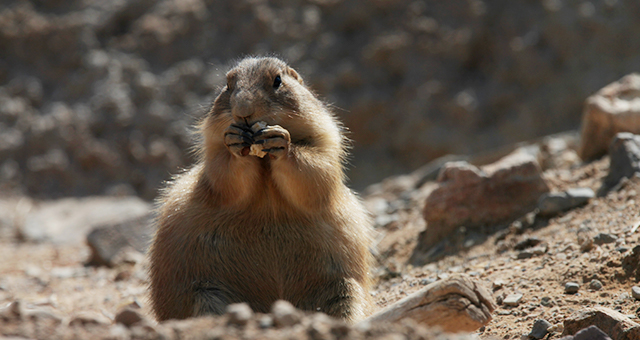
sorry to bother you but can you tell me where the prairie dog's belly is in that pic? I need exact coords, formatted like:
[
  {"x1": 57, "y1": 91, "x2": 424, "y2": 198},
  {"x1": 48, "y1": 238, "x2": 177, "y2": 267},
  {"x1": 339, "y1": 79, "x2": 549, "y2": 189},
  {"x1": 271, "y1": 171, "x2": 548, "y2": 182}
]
[{"x1": 197, "y1": 217, "x2": 340, "y2": 301}]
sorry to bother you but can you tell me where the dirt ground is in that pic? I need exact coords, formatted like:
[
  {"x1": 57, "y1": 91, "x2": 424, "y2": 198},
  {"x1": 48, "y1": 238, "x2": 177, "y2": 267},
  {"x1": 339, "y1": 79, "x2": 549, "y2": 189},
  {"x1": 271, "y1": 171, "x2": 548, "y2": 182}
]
[{"x1": 1, "y1": 154, "x2": 640, "y2": 339}]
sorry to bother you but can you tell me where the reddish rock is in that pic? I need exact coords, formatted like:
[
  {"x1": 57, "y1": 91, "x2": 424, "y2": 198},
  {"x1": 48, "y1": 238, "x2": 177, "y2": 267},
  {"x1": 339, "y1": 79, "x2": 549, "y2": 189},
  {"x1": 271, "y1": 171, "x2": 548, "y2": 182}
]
[
  {"x1": 579, "y1": 74, "x2": 640, "y2": 161},
  {"x1": 562, "y1": 306, "x2": 640, "y2": 340},
  {"x1": 412, "y1": 149, "x2": 549, "y2": 264}
]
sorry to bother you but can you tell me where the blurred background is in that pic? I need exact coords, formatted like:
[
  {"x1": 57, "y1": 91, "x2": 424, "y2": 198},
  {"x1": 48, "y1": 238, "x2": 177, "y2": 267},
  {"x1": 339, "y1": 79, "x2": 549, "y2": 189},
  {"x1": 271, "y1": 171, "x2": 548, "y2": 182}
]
[{"x1": 0, "y1": 0, "x2": 639, "y2": 200}]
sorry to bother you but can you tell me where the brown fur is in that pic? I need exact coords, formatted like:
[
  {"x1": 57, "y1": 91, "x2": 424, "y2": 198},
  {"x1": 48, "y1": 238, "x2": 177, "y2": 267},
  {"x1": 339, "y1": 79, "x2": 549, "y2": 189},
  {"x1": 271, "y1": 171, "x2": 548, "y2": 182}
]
[{"x1": 148, "y1": 57, "x2": 373, "y2": 323}]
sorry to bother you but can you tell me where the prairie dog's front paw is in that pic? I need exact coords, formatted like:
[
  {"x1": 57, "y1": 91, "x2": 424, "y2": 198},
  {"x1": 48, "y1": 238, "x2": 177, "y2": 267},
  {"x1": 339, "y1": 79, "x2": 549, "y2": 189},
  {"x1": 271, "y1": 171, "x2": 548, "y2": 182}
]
[
  {"x1": 251, "y1": 123, "x2": 290, "y2": 159},
  {"x1": 224, "y1": 124, "x2": 254, "y2": 157}
]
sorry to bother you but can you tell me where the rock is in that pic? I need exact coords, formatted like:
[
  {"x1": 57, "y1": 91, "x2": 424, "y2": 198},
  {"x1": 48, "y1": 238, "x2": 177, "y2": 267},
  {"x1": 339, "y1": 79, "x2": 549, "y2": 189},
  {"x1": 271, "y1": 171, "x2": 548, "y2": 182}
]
[
  {"x1": 599, "y1": 133, "x2": 640, "y2": 195},
  {"x1": 226, "y1": 303, "x2": 254, "y2": 326},
  {"x1": 589, "y1": 280, "x2": 604, "y2": 291},
  {"x1": 69, "y1": 311, "x2": 112, "y2": 326},
  {"x1": 19, "y1": 196, "x2": 151, "y2": 244},
  {"x1": 412, "y1": 149, "x2": 549, "y2": 264},
  {"x1": 86, "y1": 213, "x2": 154, "y2": 266},
  {"x1": 517, "y1": 251, "x2": 534, "y2": 259},
  {"x1": 538, "y1": 188, "x2": 595, "y2": 216},
  {"x1": 531, "y1": 245, "x2": 548, "y2": 255},
  {"x1": 363, "y1": 274, "x2": 496, "y2": 333},
  {"x1": 529, "y1": 318, "x2": 553, "y2": 339},
  {"x1": 258, "y1": 315, "x2": 274, "y2": 329},
  {"x1": 593, "y1": 233, "x2": 618, "y2": 245},
  {"x1": 572, "y1": 326, "x2": 612, "y2": 340},
  {"x1": 115, "y1": 308, "x2": 144, "y2": 327},
  {"x1": 622, "y1": 245, "x2": 640, "y2": 281},
  {"x1": 565, "y1": 282, "x2": 580, "y2": 294},
  {"x1": 271, "y1": 300, "x2": 301, "y2": 328},
  {"x1": 515, "y1": 237, "x2": 542, "y2": 250},
  {"x1": 632, "y1": 286, "x2": 640, "y2": 300},
  {"x1": 562, "y1": 307, "x2": 640, "y2": 340},
  {"x1": 540, "y1": 297, "x2": 553, "y2": 307},
  {"x1": 503, "y1": 293, "x2": 524, "y2": 307},
  {"x1": 579, "y1": 74, "x2": 640, "y2": 161}
]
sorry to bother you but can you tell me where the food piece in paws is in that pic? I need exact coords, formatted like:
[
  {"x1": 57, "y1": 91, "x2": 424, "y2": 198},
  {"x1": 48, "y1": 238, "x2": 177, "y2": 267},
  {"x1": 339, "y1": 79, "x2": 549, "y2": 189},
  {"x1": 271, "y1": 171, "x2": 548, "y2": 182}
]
[
  {"x1": 249, "y1": 143, "x2": 267, "y2": 158},
  {"x1": 250, "y1": 121, "x2": 267, "y2": 133}
]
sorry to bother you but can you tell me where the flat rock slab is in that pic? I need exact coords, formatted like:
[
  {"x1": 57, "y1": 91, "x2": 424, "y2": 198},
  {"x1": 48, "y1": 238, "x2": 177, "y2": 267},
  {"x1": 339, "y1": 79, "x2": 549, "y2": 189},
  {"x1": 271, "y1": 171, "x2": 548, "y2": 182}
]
[
  {"x1": 20, "y1": 196, "x2": 151, "y2": 244},
  {"x1": 364, "y1": 274, "x2": 496, "y2": 333},
  {"x1": 579, "y1": 73, "x2": 640, "y2": 161},
  {"x1": 562, "y1": 306, "x2": 640, "y2": 340},
  {"x1": 503, "y1": 293, "x2": 523, "y2": 307}
]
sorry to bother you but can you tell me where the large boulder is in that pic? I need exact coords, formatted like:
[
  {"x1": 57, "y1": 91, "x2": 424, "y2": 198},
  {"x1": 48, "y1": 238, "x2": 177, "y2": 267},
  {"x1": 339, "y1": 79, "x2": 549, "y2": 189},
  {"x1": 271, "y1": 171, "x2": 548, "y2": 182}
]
[
  {"x1": 579, "y1": 74, "x2": 640, "y2": 161},
  {"x1": 412, "y1": 149, "x2": 549, "y2": 264},
  {"x1": 599, "y1": 132, "x2": 640, "y2": 195}
]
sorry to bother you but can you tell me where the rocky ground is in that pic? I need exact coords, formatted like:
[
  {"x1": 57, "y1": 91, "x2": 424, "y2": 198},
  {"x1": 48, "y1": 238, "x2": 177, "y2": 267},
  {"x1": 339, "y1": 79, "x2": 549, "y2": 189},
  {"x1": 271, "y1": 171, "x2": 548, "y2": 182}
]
[
  {"x1": 3, "y1": 1, "x2": 640, "y2": 339},
  {"x1": 2, "y1": 127, "x2": 640, "y2": 339}
]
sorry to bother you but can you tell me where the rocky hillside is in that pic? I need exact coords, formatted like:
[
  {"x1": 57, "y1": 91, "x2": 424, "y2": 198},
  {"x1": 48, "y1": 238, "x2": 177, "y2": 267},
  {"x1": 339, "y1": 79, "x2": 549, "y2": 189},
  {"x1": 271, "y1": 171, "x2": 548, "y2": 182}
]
[
  {"x1": 1, "y1": 0, "x2": 640, "y2": 198},
  {"x1": 3, "y1": 75, "x2": 640, "y2": 339}
]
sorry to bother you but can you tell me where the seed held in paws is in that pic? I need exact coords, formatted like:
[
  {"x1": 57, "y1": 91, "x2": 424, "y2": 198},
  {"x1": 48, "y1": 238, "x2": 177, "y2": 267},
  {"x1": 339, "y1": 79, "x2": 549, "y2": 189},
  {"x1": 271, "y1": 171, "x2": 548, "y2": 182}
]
[{"x1": 249, "y1": 143, "x2": 267, "y2": 158}]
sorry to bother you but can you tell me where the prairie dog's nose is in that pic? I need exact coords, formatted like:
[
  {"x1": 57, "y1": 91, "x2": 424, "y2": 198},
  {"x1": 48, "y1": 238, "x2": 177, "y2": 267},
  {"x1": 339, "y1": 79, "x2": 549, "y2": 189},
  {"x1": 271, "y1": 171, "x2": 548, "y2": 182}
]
[{"x1": 231, "y1": 90, "x2": 255, "y2": 119}]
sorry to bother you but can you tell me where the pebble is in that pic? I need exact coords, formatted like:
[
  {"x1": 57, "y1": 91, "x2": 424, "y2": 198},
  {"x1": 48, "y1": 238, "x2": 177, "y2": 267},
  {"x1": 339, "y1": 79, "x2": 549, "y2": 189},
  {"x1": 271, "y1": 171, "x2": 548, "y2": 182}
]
[
  {"x1": 493, "y1": 279, "x2": 506, "y2": 290},
  {"x1": 514, "y1": 237, "x2": 542, "y2": 250},
  {"x1": 528, "y1": 318, "x2": 552, "y2": 339},
  {"x1": 593, "y1": 233, "x2": 618, "y2": 245},
  {"x1": 538, "y1": 188, "x2": 594, "y2": 216},
  {"x1": 632, "y1": 286, "x2": 640, "y2": 300},
  {"x1": 503, "y1": 293, "x2": 524, "y2": 306},
  {"x1": 271, "y1": 300, "x2": 301, "y2": 327},
  {"x1": 565, "y1": 282, "x2": 580, "y2": 294},
  {"x1": 258, "y1": 315, "x2": 273, "y2": 329},
  {"x1": 226, "y1": 303, "x2": 253, "y2": 326},
  {"x1": 540, "y1": 297, "x2": 553, "y2": 307},
  {"x1": 517, "y1": 251, "x2": 534, "y2": 259},
  {"x1": 589, "y1": 279, "x2": 603, "y2": 291},
  {"x1": 115, "y1": 308, "x2": 143, "y2": 327}
]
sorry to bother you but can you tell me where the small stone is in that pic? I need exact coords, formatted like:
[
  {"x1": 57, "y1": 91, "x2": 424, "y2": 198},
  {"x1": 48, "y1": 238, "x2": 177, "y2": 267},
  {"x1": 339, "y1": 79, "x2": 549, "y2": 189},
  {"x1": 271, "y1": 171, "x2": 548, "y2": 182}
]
[
  {"x1": 226, "y1": 303, "x2": 253, "y2": 326},
  {"x1": 514, "y1": 237, "x2": 542, "y2": 250},
  {"x1": 593, "y1": 233, "x2": 618, "y2": 245},
  {"x1": 69, "y1": 311, "x2": 111, "y2": 326},
  {"x1": 540, "y1": 297, "x2": 553, "y2": 307},
  {"x1": 493, "y1": 279, "x2": 506, "y2": 290},
  {"x1": 271, "y1": 300, "x2": 301, "y2": 327},
  {"x1": 517, "y1": 251, "x2": 534, "y2": 259},
  {"x1": 589, "y1": 279, "x2": 603, "y2": 291},
  {"x1": 528, "y1": 318, "x2": 553, "y2": 339},
  {"x1": 531, "y1": 245, "x2": 547, "y2": 255},
  {"x1": 115, "y1": 308, "x2": 143, "y2": 327},
  {"x1": 503, "y1": 293, "x2": 524, "y2": 306},
  {"x1": 632, "y1": 286, "x2": 640, "y2": 300},
  {"x1": 538, "y1": 188, "x2": 594, "y2": 216},
  {"x1": 259, "y1": 315, "x2": 273, "y2": 329},
  {"x1": 565, "y1": 282, "x2": 580, "y2": 294}
]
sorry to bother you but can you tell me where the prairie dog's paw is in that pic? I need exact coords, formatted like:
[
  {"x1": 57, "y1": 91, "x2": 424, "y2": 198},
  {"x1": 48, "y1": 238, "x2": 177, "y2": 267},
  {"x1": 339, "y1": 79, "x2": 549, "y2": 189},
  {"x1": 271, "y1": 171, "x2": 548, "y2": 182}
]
[
  {"x1": 252, "y1": 124, "x2": 291, "y2": 159},
  {"x1": 224, "y1": 124, "x2": 254, "y2": 157}
]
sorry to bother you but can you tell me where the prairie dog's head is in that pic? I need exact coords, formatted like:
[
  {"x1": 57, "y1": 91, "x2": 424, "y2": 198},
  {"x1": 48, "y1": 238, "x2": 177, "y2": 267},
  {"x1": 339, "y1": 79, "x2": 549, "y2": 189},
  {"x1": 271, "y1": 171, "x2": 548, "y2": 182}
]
[
  {"x1": 201, "y1": 57, "x2": 343, "y2": 158},
  {"x1": 210, "y1": 57, "x2": 310, "y2": 127}
]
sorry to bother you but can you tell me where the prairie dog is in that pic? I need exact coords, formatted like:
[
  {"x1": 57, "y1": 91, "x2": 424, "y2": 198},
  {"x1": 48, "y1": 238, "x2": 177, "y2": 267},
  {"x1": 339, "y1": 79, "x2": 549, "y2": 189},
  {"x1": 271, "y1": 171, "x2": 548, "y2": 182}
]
[{"x1": 148, "y1": 57, "x2": 373, "y2": 323}]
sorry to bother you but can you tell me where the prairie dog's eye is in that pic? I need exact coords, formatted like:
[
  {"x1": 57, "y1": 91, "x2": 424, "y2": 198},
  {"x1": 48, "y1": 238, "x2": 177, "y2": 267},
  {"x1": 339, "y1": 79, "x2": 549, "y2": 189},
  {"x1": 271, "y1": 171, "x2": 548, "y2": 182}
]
[{"x1": 273, "y1": 75, "x2": 282, "y2": 89}]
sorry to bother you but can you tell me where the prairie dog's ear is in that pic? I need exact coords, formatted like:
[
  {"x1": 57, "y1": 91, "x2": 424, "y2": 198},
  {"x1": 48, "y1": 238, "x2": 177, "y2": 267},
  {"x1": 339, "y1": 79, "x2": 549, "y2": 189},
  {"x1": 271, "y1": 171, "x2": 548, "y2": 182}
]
[{"x1": 286, "y1": 67, "x2": 304, "y2": 85}]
